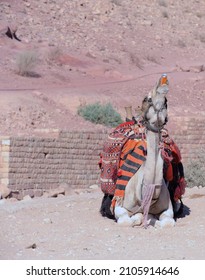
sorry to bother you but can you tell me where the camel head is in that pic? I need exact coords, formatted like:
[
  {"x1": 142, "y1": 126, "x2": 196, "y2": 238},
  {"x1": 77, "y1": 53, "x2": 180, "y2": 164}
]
[{"x1": 142, "y1": 74, "x2": 169, "y2": 132}]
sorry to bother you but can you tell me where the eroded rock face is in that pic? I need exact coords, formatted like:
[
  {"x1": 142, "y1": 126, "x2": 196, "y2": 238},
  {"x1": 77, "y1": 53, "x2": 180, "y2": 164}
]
[{"x1": 0, "y1": 1, "x2": 204, "y2": 155}]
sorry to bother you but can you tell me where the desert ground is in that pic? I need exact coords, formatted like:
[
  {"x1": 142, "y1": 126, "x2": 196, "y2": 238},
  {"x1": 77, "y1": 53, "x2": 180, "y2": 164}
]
[
  {"x1": 0, "y1": 0, "x2": 205, "y2": 260},
  {"x1": 0, "y1": 186, "x2": 205, "y2": 260}
]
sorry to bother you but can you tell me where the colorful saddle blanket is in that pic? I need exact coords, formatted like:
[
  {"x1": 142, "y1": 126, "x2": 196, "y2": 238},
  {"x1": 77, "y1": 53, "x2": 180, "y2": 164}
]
[
  {"x1": 99, "y1": 121, "x2": 146, "y2": 195},
  {"x1": 114, "y1": 138, "x2": 147, "y2": 198},
  {"x1": 99, "y1": 121, "x2": 185, "y2": 203}
]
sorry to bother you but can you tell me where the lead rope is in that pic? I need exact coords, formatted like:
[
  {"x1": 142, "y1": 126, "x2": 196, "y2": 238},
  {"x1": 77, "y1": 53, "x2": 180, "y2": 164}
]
[
  {"x1": 141, "y1": 183, "x2": 156, "y2": 228},
  {"x1": 142, "y1": 111, "x2": 162, "y2": 228}
]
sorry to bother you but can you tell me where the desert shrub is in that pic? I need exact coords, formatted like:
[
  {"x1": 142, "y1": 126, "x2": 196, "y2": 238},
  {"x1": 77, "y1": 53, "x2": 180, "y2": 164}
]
[
  {"x1": 111, "y1": 0, "x2": 123, "y2": 6},
  {"x1": 158, "y1": 0, "x2": 168, "y2": 7},
  {"x1": 146, "y1": 55, "x2": 160, "y2": 64},
  {"x1": 177, "y1": 39, "x2": 186, "y2": 48},
  {"x1": 161, "y1": 10, "x2": 169, "y2": 18},
  {"x1": 46, "y1": 47, "x2": 62, "y2": 65},
  {"x1": 196, "y1": 12, "x2": 204, "y2": 19},
  {"x1": 185, "y1": 149, "x2": 205, "y2": 187},
  {"x1": 16, "y1": 50, "x2": 39, "y2": 77},
  {"x1": 77, "y1": 102, "x2": 123, "y2": 127},
  {"x1": 199, "y1": 34, "x2": 205, "y2": 43},
  {"x1": 129, "y1": 52, "x2": 143, "y2": 69}
]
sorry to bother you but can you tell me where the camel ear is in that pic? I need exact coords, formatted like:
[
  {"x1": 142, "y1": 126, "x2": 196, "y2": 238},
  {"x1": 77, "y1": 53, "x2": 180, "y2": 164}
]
[{"x1": 141, "y1": 97, "x2": 150, "y2": 116}]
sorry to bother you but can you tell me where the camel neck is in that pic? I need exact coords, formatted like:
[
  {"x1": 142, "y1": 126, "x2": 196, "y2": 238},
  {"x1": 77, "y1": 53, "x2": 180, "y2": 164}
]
[{"x1": 144, "y1": 129, "x2": 162, "y2": 184}]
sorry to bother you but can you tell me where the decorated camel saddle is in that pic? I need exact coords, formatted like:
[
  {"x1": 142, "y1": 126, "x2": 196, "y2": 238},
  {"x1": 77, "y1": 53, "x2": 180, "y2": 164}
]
[{"x1": 99, "y1": 74, "x2": 186, "y2": 227}]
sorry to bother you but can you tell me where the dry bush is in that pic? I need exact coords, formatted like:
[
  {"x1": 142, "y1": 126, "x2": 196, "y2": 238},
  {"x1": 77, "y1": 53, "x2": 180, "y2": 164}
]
[
  {"x1": 129, "y1": 53, "x2": 143, "y2": 69},
  {"x1": 46, "y1": 47, "x2": 62, "y2": 65},
  {"x1": 185, "y1": 149, "x2": 205, "y2": 187},
  {"x1": 196, "y1": 12, "x2": 204, "y2": 19},
  {"x1": 199, "y1": 34, "x2": 205, "y2": 43},
  {"x1": 77, "y1": 102, "x2": 123, "y2": 127},
  {"x1": 16, "y1": 50, "x2": 39, "y2": 77},
  {"x1": 161, "y1": 10, "x2": 169, "y2": 18},
  {"x1": 111, "y1": 0, "x2": 123, "y2": 6},
  {"x1": 177, "y1": 39, "x2": 186, "y2": 48},
  {"x1": 109, "y1": 54, "x2": 122, "y2": 64},
  {"x1": 158, "y1": 0, "x2": 168, "y2": 7},
  {"x1": 146, "y1": 55, "x2": 160, "y2": 64}
]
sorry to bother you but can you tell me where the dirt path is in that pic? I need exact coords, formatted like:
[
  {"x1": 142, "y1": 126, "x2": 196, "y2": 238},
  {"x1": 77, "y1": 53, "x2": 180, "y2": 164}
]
[{"x1": 0, "y1": 186, "x2": 205, "y2": 260}]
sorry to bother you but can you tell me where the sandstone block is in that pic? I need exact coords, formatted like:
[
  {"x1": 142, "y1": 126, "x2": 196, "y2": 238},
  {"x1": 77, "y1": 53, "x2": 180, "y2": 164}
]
[{"x1": 0, "y1": 184, "x2": 11, "y2": 198}]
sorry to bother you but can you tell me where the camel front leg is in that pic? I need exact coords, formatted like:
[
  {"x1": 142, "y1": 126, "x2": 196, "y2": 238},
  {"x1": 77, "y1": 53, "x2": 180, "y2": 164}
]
[
  {"x1": 115, "y1": 169, "x2": 144, "y2": 226},
  {"x1": 156, "y1": 200, "x2": 175, "y2": 228}
]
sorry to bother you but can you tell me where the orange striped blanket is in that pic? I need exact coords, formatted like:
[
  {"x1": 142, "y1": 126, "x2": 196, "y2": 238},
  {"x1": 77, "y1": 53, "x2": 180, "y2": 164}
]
[
  {"x1": 99, "y1": 121, "x2": 146, "y2": 195},
  {"x1": 114, "y1": 138, "x2": 147, "y2": 198}
]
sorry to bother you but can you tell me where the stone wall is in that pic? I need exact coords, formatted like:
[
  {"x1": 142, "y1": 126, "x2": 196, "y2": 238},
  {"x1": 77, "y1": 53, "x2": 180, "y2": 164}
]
[
  {"x1": 0, "y1": 130, "x2": 108, "y2": 198},
  {"x1": 0, "y1": 117, "x2": 204, "y2": 198},
  {"x1": 169, "y1": 116, "x2": 205, "y2": 162}
]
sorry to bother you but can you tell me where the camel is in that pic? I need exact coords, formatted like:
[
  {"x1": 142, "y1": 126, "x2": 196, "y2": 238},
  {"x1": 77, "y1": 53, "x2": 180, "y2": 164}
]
[{"x1": 113, "y1": 76, "x2": 175, "y2": 228}]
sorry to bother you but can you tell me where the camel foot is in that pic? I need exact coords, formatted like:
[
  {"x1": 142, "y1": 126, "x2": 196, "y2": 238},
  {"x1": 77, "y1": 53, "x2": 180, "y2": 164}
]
[
  {"x1": 115, "y1": 206, "x2": 133, "y2": 226},
  {"x1": 155, "y1": 217, "x2": 175, "y2": 228},
  {"x1": 131, "y1": 213, "x2": 143, "y2": 226},
  {"x1": 156, "y1": 208, "x2": 175, "y2": 228},
  {"x1": 117, "y1": 215, "x2": 133, "y2": 226}
]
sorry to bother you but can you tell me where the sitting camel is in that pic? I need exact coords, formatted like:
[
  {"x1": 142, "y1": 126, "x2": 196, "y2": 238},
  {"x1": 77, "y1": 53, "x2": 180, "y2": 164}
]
[{"x1": 113, "y1": 76, "x2": 175, "y2": 228}]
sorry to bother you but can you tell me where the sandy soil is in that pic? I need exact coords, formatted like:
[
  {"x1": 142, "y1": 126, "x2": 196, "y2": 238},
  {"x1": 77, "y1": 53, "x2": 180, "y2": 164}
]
[{"x1": 0, "y1": 187, "x2": 205, "y2": 260}]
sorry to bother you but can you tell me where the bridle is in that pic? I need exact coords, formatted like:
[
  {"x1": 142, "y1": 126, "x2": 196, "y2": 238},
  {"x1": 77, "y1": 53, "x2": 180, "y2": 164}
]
[{"x1": 142, "y1": 96, "x2": 168, "y2": 139}]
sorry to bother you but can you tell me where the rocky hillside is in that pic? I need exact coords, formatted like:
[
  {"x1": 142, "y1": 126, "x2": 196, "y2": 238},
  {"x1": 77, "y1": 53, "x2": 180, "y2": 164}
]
[
  {"x1": 0, "y1": 0, "x2": 205, "y2": 135},
  {"x1": 2, "y1": 0, "x2": 205, "y2": 61}
]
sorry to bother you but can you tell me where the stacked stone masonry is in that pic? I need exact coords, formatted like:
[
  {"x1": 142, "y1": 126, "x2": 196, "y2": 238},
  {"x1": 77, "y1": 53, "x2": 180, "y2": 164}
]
[
  {"x1": 0, "y1": 117, "x2": 204, "y2": 198},
  {"x1": 169, "y1": 117, "x2": 205, "y2": 162},
  {"x1": 0, "y1": 130, "x2": 108, "y2": 198}
]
